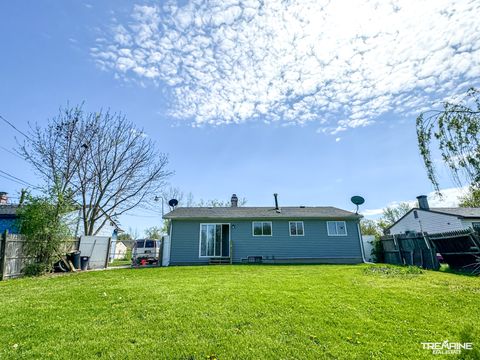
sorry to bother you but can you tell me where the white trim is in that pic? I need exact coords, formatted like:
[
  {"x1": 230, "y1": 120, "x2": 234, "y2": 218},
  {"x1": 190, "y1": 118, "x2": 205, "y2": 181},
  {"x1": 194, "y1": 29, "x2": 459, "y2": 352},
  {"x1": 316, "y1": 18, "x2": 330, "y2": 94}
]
[
  {"x1": 289, "y1": 221, "x2": 305, "y2": 236},
  {"x1": 326, "y1": 221, "x2": 348, "y2": 236},
  {"x1": 198, "y1": 223, "x2": 231, "y2": 258},
  {"x1": 252, "y1": 221, "x2": 273, "y2": 236}
]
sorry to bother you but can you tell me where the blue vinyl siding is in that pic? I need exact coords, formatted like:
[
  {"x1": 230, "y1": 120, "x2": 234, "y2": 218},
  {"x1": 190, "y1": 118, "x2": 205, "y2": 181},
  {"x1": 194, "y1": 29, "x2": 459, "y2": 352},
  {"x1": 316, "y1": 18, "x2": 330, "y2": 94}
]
[
  {"x1": 169, "y1": 218, "x2": 363, "y2": 265},
  {"x1": 0, "y1": 218, "x2": 18, "y2": 234}
]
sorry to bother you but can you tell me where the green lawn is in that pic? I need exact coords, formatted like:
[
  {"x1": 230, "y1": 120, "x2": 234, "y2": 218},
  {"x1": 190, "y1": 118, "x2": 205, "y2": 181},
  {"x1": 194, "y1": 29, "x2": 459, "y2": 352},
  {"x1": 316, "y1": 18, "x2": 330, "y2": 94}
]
[{"x1": 0, "y1": 265, "x2": 479, "y2": 359}]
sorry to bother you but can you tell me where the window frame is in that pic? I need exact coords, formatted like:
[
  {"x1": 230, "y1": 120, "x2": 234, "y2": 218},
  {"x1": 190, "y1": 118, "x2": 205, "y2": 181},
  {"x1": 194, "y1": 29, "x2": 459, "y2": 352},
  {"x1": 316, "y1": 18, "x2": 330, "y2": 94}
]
[
  {"x1": 289, "y1": 221, "x2": 305, "y2": 236},
  {"x1": 198, "y1": 223, "x2": 231, "y2": 258},
  {"x1": 326, "y1": 221, "x2": 348, "y2": 236},
  {"x1": 252, "y1": 221, "x2": 273, "y2": 236}
]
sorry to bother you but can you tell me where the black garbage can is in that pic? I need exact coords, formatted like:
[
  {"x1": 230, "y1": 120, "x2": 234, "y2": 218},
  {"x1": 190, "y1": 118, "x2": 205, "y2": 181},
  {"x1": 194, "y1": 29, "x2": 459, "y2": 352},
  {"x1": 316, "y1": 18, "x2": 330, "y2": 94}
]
[
  {"x1": 80, "y1": 256, "x2": 90, "y2": 271},
  {"x1": 67, "y1": 251, "x2": 81, "y2": 270}
]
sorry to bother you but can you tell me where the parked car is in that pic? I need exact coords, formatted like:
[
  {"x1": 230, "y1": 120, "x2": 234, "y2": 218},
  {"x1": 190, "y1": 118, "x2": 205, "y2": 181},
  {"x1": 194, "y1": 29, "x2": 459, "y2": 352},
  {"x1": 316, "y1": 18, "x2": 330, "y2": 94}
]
[{"x1": 132, "y1": 239, "x2": 161, "y2": 265}]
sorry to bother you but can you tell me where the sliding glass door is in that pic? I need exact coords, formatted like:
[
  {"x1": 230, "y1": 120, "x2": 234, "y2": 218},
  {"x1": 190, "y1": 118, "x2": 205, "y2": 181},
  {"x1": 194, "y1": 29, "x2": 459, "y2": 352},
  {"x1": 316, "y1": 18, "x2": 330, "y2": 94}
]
[{"x1": 200, "y1": 224, "x2": 229, "y2": 257}]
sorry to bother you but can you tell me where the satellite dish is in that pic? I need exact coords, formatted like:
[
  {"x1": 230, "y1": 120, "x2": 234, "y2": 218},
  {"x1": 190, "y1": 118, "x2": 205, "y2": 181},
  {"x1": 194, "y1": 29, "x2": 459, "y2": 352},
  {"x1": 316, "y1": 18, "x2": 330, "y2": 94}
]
[
  {"x1": 350, "y1": 196, "x2": 365, "y2": 214},
  {"x1": 168, "y1": 199, "x2": 179, "y2": 208},
  {"x1": 351, "y1": 196, "x2": 365, "y2": 205}
]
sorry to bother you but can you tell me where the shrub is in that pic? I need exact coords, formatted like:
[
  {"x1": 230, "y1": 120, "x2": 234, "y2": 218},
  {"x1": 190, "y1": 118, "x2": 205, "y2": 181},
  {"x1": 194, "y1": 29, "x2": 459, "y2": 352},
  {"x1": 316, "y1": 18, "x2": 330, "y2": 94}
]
[
  {"x1": 16, "y1": 192, "x2": 73, "y2": 276},
  {"x1": 23, "y1": 262, "x2": 50, "y2": 277},
  {"x1": 371, "y1": 237, "x2": 384, "y2": 263}
]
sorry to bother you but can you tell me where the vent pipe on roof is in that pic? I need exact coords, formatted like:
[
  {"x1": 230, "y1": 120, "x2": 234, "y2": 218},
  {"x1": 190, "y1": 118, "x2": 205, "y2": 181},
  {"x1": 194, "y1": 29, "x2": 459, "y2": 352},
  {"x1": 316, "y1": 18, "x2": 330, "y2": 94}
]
[
  {"x1": 231, "y1": 194, "x2": 238, "y2": 207},
  {"x1": 273, "y1": 193, "x2": 279, "y2": 210},
  {"x1": 417, "y1": 195, "x2": 429, "y2": 210}
]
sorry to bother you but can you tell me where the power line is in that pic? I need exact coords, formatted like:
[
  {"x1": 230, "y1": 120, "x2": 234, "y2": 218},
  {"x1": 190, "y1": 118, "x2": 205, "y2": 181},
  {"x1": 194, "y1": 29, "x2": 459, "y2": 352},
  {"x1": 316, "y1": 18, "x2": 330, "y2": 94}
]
[
  {"x1": 0, "y1": 173, "x2": 29, "y2": 187},
  {"x1": 0, "y1": 114, "x2": 32, "y2": 140},
  {"x1": 124, "y1": 213, "x2": 162, "y2": 218},
  {"x1": 0, "y1": 169, "x2": 35, "y2": 188},
  {"x1": 0, "y1": 145, "x2": 24, "y2": 160}
]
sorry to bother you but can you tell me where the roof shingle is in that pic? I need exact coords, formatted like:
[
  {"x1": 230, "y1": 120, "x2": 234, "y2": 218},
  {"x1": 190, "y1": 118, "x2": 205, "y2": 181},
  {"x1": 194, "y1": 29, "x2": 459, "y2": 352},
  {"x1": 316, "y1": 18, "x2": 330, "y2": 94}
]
[
  {"x1": 429, "y1": 207, "x2": 480, "y2": 218},
  {"x1": 163, "y1": 206, "x2": 360, "y2": 220}
]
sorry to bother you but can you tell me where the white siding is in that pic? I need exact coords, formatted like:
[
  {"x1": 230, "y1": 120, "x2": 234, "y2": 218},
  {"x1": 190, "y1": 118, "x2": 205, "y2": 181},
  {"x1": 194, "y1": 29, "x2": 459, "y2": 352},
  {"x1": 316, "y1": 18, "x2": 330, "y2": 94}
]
[
  {"x1": 362, "y1": 235, "x2": 375, "y2": 262},
  {"x1": 389, "y1": 209, "x2": 465, "y2": 234},
  {"x1": 461, "y1": 219, "x2": 480, "y2": 230}
]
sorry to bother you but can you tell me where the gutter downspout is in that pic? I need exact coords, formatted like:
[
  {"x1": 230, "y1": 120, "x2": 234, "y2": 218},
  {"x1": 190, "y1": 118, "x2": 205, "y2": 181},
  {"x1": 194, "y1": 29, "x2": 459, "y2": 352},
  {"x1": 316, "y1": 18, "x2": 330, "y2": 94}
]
[{"x1": 166, "y1": 219, "x2": 173, "y2": 266}]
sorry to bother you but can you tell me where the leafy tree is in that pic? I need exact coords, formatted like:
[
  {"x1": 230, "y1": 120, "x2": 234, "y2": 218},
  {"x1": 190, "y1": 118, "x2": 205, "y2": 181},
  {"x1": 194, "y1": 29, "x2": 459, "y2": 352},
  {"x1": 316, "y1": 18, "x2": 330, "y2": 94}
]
[
  {"x1": 144, "y1": 226, "x2": 162, "y2": 239},
  {"x1": 20, "y1": 105, "x2": 171, "y2": 236},
  {"x1": 360, "y1": 219, "x2": 381, "y2": 237},
  {"x1": 16, "y1": 189, "x2": 74, "y2": 275},
  {"x1": 459, "y1": 185, "x2": 480, "y2": 207},
  {"x1": 416, "y1": 87, "x2": 480, "y2": 192},
  {"x1": 360, "y1": 203, "x2": 411, "y2": 263},
  {"x1": 360, "y1": 219, "x2": 382, "y2": 262},
  {"x1": 379, "y1": 202, "x2": 412, "y2": 228},
  {"x1": 117, "y1": 233, "x2": 132, "y2": 242}
]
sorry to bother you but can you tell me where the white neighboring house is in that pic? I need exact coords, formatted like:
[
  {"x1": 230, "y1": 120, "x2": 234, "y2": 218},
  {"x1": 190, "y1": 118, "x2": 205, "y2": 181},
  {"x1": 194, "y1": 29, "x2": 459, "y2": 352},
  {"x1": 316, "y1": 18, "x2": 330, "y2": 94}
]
[
  {"x1": 388, "y1": 195, "x2": 480, "y2": 235},
  {"x1": 111, "y1": 241, "x2": 128, "y2": 260}
]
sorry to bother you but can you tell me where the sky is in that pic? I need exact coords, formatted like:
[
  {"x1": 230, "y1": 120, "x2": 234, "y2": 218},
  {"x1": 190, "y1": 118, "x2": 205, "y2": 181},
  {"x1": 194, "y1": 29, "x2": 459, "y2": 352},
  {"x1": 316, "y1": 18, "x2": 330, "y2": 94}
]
[{"x1": 0, "y1": 0, "x2": 479, "y2": 235}]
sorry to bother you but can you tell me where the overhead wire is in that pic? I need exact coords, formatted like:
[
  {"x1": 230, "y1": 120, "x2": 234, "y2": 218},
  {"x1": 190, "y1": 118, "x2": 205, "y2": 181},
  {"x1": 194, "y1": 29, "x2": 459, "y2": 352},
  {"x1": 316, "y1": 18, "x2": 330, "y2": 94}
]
[
  {"x1": 0, "y1": 169, "x2": 35, "y2": 188},
  {"x1": 0, "y1": 114, "x2": 32, "y2": 141},
  {"x1": 0, "y1": 114, "x2": 36, "y2": 189},
  {"x1": 0, "y1": 145, "x2": 24, "y2": 160},
  {"x1": 0, "y1": 173, "x2": 33, "y2": 188}
]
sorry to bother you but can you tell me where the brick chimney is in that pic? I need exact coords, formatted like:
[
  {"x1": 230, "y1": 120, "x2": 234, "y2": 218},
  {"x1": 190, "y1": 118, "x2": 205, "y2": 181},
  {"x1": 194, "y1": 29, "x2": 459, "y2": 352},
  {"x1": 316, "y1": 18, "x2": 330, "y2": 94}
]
[
  {"x1": 0, "y1": 192, "x2": 8, "y2": 205},
  {"x1": 231, "y1": 194, "x2": 238, "y2": 207}
]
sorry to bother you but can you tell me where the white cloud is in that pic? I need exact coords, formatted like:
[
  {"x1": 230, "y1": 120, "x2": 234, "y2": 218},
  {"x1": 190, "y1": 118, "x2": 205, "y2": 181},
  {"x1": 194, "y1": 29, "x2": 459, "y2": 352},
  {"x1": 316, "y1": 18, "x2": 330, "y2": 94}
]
[
  {"x1": 362, "y1": 186, "x2": 469, "y2": 218},
  {"x1": 92, "y1": 0, "x2": 480, "y2": 129}
]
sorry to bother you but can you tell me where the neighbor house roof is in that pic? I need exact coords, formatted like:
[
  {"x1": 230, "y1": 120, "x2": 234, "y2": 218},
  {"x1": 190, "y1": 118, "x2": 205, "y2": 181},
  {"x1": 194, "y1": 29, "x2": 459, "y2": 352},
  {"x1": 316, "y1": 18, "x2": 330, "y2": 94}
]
[
  {"x1": 428, "y1": 207, "x2": 480, "y2": 218},
  {"x1": 0, "y1": 205, "x2": 19, "y2": 217},
  {"x1": 387, "y1": 206, "x2": 480, "y2": 231},
  {"x1": 163, "y1": 206, "x2": 361, "y2": 220}
]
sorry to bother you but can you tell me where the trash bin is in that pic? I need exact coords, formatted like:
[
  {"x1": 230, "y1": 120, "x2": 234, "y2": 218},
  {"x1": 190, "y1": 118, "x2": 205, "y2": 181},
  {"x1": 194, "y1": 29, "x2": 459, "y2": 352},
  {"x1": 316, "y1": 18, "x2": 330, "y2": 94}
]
[
  {"x1": 80, "y1": 256, "x2": 90, "y2": 271},
  {"x1": 67, "y1": 251, "x2": 81, "y2": 270}
]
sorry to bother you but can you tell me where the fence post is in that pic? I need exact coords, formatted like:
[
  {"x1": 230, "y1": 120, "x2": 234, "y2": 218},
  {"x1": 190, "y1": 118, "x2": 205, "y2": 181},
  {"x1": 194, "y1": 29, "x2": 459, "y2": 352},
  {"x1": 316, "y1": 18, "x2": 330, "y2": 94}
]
[
  {"x1": 0, "y1": 230, "x2": 7, "y2": 281},
  {"x1": 105, "y1": 237, "x2": 112, "y2": 269}
]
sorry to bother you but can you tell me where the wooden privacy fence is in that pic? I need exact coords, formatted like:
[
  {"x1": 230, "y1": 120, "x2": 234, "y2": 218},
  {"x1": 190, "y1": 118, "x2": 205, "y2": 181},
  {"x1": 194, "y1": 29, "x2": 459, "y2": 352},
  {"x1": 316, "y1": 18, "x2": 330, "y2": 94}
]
[
  {"x1": 0, "y1": 231, "x2": 78, "y2": 280},
  {"x1": 381, "y1": 229, "x2": 480, "y2": 272},
  {"x1": 381, "y1": 232, "x2": 440, "y2": 270},
  {"x1": 427, "y1": 229, "x2": 480, "y2": 272}
]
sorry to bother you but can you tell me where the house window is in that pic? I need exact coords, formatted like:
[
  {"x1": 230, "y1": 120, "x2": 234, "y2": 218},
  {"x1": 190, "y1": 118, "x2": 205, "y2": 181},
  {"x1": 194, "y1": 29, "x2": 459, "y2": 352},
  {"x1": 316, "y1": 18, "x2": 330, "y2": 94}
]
[
  {"x1": 289, "y1": 221, "x2": 304, "y2": 236},
  {"x1": 327, "y1": 221, "x2": 347, "y2": 236},
  {"x1": 252, "y1": 221, "x2": 272, "y2": 236}
]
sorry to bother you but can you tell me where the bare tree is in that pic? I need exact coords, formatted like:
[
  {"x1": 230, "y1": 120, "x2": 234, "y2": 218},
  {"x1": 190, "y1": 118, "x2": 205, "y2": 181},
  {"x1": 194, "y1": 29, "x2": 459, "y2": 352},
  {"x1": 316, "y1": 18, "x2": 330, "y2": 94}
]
[{"x1": 20, "y1": 105, "x2": 172, "y2": 235}]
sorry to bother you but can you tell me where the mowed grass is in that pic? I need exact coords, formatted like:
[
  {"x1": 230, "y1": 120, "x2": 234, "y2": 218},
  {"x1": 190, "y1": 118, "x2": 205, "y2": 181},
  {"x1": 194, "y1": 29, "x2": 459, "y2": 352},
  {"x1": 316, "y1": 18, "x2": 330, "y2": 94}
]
[{"x1": 0, "y1": 265, "x2": 479, "y2": 359}]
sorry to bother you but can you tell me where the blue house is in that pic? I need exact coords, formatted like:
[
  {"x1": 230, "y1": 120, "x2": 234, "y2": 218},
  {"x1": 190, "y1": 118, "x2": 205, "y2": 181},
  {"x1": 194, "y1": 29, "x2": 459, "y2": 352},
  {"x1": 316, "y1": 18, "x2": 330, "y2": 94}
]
[
  {"x1": 163, "y1": 194, "x2": 365, "y2": 265},
  {"x1": 0, "y1": 205, "x2": 19, "y2": 234}
]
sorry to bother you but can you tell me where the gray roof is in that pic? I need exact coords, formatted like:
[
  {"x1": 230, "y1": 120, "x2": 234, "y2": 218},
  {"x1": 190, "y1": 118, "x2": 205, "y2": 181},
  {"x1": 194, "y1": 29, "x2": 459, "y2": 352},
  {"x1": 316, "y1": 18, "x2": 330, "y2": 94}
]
[
  {"x1": 163, "y1": 206, "x2": 360, "y2": 220},
  {"x1": 0, "y1": 205, "x2": 18, "y2": 217},
  {"x1": 429, "y1": 207, "x2": 480, "y2": 218}
]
